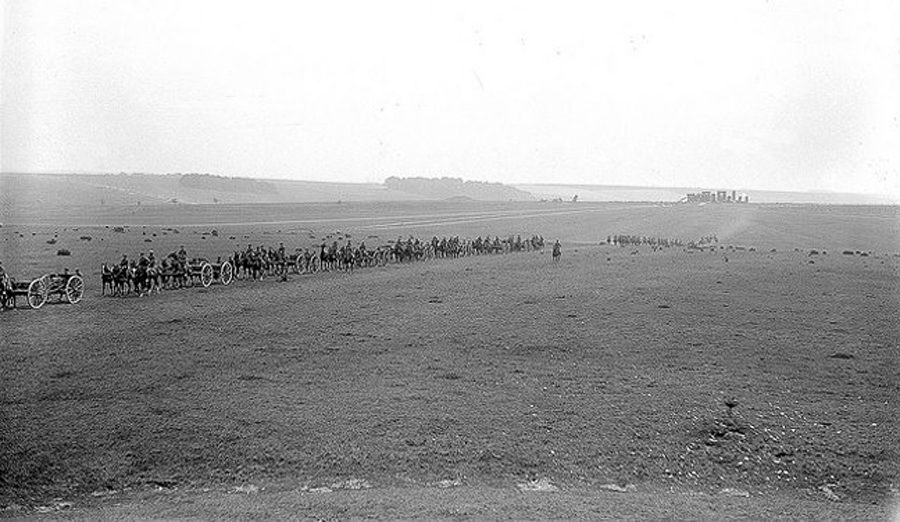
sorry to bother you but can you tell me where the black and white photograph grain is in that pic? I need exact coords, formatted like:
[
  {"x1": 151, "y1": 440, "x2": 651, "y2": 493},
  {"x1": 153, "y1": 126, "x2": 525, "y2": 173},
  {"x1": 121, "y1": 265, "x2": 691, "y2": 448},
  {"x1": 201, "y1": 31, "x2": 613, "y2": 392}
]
[{"x1": 1, "y1": 1, "x2": 899, "y2": 520}]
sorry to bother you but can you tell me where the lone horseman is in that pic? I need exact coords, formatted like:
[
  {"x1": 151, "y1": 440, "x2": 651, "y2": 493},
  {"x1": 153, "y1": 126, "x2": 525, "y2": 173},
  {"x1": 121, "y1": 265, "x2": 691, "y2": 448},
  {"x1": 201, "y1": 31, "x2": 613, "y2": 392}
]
[{"x1": 552, "y1": 240, "x2": 561, "y2": 262}]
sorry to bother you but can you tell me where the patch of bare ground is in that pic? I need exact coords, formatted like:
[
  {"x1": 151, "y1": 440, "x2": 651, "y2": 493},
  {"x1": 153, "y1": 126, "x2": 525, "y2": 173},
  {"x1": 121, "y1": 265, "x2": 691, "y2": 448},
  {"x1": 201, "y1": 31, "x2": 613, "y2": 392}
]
[
  {"x1": 12, "y1": 483, "x2": 897, "y2": 521},
  {"x1": 2, "y1": 202, "x2": 898, "y2": 518}
]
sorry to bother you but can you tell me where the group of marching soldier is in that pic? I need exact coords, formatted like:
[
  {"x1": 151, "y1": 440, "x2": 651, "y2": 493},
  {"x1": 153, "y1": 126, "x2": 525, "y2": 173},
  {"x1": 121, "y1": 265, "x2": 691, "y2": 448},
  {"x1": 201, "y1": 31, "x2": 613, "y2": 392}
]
[{"x1": 608, "y1": 234, "x2": 684, "y2": 248}]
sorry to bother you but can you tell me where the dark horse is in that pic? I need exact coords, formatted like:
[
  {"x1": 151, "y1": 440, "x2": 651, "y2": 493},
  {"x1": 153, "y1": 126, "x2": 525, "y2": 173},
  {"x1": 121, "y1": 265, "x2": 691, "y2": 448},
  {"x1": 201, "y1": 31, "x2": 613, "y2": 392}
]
[
  {"x1": 131, "y1": 264, "x2": 152, "y2": 297},
  {"x1": 101, "y1": 263, "x2": 116, "y2": 296}
]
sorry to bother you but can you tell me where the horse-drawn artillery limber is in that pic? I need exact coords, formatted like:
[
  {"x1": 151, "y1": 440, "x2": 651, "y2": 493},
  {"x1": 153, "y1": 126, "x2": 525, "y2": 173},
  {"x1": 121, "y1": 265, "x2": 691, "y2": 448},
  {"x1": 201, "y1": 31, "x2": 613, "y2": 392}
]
[
  {"x1": 186, "y1": 258, "x2": 233, "y2": 287},
  {"x1": 1, "y1": 270, "x2": 84, "y2": 310}
]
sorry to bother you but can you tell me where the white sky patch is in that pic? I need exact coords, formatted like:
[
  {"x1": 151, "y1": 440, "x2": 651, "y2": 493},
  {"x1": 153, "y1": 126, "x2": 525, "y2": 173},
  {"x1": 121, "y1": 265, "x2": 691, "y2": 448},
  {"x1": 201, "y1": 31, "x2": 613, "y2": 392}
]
[{"x1": 1, "y1": 0, "x2": 898, "y2": 198}]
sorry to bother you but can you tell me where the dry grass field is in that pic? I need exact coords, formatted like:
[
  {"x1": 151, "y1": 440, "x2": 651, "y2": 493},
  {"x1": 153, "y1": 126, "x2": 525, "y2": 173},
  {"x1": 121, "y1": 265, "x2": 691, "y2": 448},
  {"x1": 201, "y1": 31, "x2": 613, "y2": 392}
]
[{"x1": 1, "y1": 201, "x2": 898, "y2": 519}]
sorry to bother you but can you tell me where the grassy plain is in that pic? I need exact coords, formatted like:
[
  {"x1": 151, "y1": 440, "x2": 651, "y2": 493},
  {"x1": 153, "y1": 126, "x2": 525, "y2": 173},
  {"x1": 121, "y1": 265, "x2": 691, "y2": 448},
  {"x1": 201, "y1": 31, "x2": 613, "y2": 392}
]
[{"x1": 1, "y1": 201, "x2": 898, "y2": 519}]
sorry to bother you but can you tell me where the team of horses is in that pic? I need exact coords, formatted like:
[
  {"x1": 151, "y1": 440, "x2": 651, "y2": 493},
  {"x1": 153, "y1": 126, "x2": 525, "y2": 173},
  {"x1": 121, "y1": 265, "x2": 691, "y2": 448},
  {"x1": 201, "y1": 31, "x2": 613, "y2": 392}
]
[
  {"x1": 93, "y1": 234, "x2": 546, "y2": 297},
  {"x1": 229, "y1": 234, "x2": 547, "y2": 280},
  {"x1": 101, "y1": 249, "x2": 206, "y2": 297}
]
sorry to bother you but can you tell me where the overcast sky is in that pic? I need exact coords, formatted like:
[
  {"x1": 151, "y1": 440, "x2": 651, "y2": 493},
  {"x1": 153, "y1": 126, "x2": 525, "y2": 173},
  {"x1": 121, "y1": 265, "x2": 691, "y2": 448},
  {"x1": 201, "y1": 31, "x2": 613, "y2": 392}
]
[{"x1": 2, "y1": 1, "x2": 898, "y2": 196}]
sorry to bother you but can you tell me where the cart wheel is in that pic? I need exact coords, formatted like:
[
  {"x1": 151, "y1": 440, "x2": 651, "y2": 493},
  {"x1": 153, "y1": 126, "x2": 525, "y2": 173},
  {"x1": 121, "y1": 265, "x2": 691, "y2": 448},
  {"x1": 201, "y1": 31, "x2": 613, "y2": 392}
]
[
  {"x1": 65, "y1": 275, "x2": 84, "y2": 304},
  {"x1": 27, "y1": 278, "x2": 47, "y2": 309},
  {"x1": 219, "y1": 261, "x2": 234, "y2": 286},
  {"x1": 200, "y1": 263, "x2": 213, "y2": 287},
  {"x1": 309, "y1": 256, "x2": 320, "y2": 273}
]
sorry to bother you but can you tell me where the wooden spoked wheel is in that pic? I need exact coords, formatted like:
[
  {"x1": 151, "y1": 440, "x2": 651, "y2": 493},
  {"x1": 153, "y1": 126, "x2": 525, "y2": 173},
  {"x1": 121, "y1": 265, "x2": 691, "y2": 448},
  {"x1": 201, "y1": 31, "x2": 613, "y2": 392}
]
[
  {"x1": 200, "y1": 263, "x2": 213, "y2": 287},
  {"x1": 219, "y1": 261, "x2": 234, "y2": 286},
  {"x1": 65, "y1": 275, "x2": 84, "y2": 304},
  {"x1": 27, "y1": 278, "x2": 47, "y2": 309}
]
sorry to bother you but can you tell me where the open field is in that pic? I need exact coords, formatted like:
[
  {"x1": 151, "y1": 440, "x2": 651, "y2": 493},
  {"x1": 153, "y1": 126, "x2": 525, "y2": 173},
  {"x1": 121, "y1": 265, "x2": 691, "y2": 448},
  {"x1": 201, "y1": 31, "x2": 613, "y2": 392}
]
[{"x1": 2, "y1": 201, "x2": 899, "y2": 519}]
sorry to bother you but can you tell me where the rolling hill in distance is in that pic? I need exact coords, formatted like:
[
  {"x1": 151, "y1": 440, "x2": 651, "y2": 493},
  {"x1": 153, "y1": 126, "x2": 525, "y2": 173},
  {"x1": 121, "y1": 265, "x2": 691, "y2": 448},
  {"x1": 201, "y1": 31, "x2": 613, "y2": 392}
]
[{"x1": 1, "y1": 173, "x2": 896, "y2": 213}]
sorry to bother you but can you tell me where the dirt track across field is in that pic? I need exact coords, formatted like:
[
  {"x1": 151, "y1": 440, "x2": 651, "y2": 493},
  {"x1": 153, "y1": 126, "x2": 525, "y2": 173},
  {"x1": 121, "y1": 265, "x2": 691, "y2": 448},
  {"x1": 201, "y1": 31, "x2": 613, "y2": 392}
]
[{"x1": 22, "y1": 483, "x2": 899, "y2": 521}]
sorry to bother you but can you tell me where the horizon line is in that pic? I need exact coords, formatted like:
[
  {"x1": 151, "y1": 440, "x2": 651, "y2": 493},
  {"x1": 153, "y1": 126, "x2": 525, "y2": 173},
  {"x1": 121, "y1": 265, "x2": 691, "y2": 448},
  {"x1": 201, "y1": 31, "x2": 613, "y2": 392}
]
[{"x1": 0, "y1": 171, "x2": 896, "y2": 200}]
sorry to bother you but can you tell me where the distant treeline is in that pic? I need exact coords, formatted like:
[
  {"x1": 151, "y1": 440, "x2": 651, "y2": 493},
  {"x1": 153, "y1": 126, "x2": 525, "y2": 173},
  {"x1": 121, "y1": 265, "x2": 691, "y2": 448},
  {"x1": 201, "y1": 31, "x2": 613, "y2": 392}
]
[
  {"x1": 178, "y1": 174, "x2": 278, "y2": 194},
  {"x1": 384, "y1": 176, "x2": 532, "y2": 201}
]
